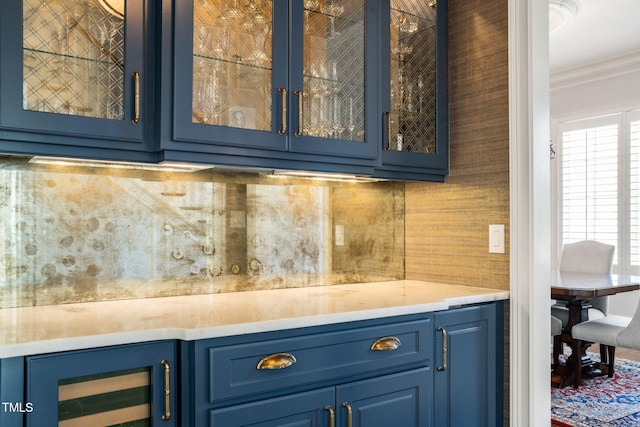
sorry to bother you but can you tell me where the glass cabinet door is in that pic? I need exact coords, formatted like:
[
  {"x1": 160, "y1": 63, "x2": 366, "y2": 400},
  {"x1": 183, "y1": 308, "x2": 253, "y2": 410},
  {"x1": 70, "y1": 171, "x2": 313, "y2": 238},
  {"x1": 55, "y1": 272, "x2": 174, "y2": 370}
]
[
  {"x1": 173, "y1": 0, "x2": 379, "y2": 163},
  {"x1": 173, "y1": 0, "x2": 288, "y2": 151},
  {"x1": 192, "y1": 0, "x2": 273, "y2": 131},
  {"x1": 27, "y1": 342, "x2": 177, "y2": 427},
  {"x1": 288, "y1": 0, "x2": 379, "y2": 160},
  {"x1": 379, "y1": 0, "x2": 448, "y2": 173},
  {"x1": 0, "y1": 0, "x2": 147, "y2": 143}
]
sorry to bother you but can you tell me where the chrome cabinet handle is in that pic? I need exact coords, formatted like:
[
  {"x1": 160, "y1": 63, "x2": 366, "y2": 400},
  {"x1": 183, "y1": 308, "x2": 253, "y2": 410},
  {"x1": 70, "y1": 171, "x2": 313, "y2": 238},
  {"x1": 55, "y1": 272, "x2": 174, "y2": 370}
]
[
  {"x1": 370, "y1": 336, "x2": 401, "y2": 351},
  {"x1": 132, "y1": 71, "x2": 140, "y2": 124},
  {"x1": 160, "y1": 359, "x2": 171, "y2": 421},
  {"x1": 325, "y1": 406, "x2": 335, "y2": 427},
  {"x1": 384, "y1": 111, "x2": 392, "y2": 150},
  {"x1": 278, "y1": 87, "x2": 287, "y2": 134},
  {"x1": 342, "y1": 402, "x2": 353, "y2": 427},
  {"x1": 294, "y1": 90, "x2": 303, "y2": 136},
  {"x1": 437, "y1": 327, "x2": 448, "y2": 371},
  {"x1": 256, "y1": 352, "x2": 297, "y2": 370}
]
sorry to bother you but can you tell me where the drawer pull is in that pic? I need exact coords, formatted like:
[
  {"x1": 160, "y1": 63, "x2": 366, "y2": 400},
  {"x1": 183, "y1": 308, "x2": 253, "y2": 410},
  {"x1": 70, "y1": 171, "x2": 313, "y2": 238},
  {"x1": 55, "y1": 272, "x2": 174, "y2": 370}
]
[
  {"x1": 132, "y1": 71, "x2": 140, "y2": 124},
  {"x1": 342, "y1": 402, "x2": 353, "y2": 427},
  {"x1": 370, "y1": 336, "x2": 401, "y2": 351},
  {"x1": 160, "y1": 359, "x2": 171, "y2": 421},
  {"x1": 278, "y1": 87, "x2": 287, "y2": 134},
  {"x1": 437, "y1": 326, "x2": 448, "y2": 371},
  {"x1": 294, "y1": 90, "x2": 303, "y2": 136},
  {"x1": 325, "y1": 406, "x2": 335, "y2": 427},
  {"x1": 256, "y1": 352, "x2": 297, "y2": 370},
  {"x1": 384, "y1": 111, "x2": 392, "y2": 150}
]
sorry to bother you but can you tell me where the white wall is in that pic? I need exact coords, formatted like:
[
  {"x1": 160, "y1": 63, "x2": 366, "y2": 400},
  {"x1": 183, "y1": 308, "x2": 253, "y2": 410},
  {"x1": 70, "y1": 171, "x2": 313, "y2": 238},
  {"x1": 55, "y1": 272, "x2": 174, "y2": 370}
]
[
  {"x1": 551, "y1": 52, "x2": 640, "y2": 317},
  {"x1": 551, "y1": 52, "x2": 640, "y2": 120}
]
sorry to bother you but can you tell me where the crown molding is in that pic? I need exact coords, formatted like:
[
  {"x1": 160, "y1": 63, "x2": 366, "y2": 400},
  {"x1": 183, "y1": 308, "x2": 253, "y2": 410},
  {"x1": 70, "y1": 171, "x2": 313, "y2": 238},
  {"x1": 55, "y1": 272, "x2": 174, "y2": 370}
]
[{"x1": 550, "y1": 50, "x2": 640, "y2": 91}]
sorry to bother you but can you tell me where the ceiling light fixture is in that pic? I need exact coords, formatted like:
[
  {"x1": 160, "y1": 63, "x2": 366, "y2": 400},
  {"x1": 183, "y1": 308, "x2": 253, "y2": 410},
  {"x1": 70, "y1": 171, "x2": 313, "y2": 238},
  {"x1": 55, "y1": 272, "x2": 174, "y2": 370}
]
[{"x1": 549, "y1": 0, "x2": 580, "y2": 34}]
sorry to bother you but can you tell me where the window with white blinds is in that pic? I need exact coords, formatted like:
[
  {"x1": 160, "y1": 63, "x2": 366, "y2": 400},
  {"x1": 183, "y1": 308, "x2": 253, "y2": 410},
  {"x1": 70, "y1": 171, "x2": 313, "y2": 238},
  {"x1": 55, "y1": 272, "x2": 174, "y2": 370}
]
[
  {"x1": 559, "y1": 110, "x2": 640, "y2": 274},
  {"x1": 561, "y1": 120, "x2": 619, "y2": 261},
  {"x1": 629, "y1": 117, "x2": 640, "y2": 270}
]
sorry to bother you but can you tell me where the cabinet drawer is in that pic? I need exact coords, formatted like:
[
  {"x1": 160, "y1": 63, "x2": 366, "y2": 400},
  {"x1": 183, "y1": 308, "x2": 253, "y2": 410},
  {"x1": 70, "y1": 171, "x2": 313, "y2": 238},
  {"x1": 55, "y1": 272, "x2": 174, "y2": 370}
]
[{"x1": 204, "y1": 318, "x2": 432, "y2": 403}]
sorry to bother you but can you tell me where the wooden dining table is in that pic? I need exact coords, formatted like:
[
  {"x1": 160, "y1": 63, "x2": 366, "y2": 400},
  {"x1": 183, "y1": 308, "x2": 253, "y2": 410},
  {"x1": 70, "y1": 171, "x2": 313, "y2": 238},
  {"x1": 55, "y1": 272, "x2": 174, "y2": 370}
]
[{"x1": 551, "y1": 272, "x2": 640, "y2": 388}]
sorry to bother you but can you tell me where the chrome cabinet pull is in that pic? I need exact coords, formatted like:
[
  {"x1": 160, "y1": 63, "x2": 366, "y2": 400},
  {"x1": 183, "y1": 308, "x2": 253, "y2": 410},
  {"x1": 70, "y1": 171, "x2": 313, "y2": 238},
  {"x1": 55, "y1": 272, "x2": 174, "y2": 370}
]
[
  {"x1": 437, "y1": 327, "x2": 448, "y2": 371},
  {"x1": 370, "y1": 336, "x2": 401, "y2": 351},
  {"x1": 384, "y1": 111, "x2": 392, "y2": 150},
  {"x1": 160, "y1": 359, "x2": 171, "y2": 421},
  {"x1": 325, "y1": 406, "x2": 335, "y2": 427},
  {"x1": 342, "y1": 402, "x2": 353, "y2": 427},
  {"x1": 294, "y1": 90, "x2": 303, "y2": 136},
  {"x1": 132, "y1": 71, "x2": 140, "y2": 124},
  {"x1": 256, "y1": 352, "x2": 297, "y2": 370},
  {"x1": 278, "y1": 87, "x2": 287, "y2": 134}
]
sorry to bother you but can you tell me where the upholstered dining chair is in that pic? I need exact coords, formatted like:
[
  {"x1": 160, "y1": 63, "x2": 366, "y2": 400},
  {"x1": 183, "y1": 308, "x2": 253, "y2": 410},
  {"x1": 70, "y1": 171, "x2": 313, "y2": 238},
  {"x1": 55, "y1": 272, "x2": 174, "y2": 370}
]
[
  {"x1": 551, "y1": 315, "x2": 563, "y2": 367},
  {"x1": 571, "y1": 295, "x2": 640, "y2": 388},
  {"x1": 552, "y1": 240, "x2": 616, "y2": 324},
  {"x1": 551, "y1": 240, "x2": 615, "y2": 365}
]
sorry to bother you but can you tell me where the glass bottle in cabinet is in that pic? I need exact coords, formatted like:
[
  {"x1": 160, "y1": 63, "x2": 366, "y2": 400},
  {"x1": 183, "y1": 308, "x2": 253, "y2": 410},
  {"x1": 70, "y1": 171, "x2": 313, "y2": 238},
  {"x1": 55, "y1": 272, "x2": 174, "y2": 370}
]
[
  {"x1": 172, "y1": 0, "x2": 379, "y2": 164},
  {"x1": 377, "y1": 0, "x2": 449, "y2": 179},
  {"x1": 0, "y1": 0, "x2": 148, "y2": 146}
]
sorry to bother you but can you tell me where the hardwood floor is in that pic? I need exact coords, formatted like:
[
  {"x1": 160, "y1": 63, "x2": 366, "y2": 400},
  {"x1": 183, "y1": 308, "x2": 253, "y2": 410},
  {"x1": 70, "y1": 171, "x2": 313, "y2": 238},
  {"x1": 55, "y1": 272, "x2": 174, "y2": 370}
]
[
  {"x1": 614, "y1": 347, "x2": 640, "y2": 362},
  {"x1": 588, "y1": 344, "x2": 640, "y2": 362}
]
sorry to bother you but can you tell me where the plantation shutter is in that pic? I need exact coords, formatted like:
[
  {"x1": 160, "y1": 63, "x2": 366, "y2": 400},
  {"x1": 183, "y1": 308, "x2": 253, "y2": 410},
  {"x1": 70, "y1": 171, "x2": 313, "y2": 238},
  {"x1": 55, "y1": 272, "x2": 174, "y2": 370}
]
[
  {"x1": 561, "y1": 117, "x2": 619, "y2": 263},
  {"x1": 629, "y1": 115, "x2": 640, "y2": 269}
]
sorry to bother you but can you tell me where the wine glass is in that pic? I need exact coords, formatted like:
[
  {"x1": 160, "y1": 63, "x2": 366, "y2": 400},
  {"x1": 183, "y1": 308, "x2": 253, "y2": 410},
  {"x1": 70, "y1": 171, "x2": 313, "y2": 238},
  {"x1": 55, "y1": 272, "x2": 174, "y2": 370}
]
[
  {"x1": 398, "y1": 13, "x2": 418, "y2": 34},
  {"x1": 247, "y1": 24, "x2": 271, "y2": 67},
  {"x1": 417, "y1": 76, "x2": 424, "y2": 114},
  {"x1": 213, "y1": 27, "x2": 230, "y2": 59},
  {"x1": 303, "y1": 0, "x2": 319, "y2": 32},
  {"x1": 320, "y1": 1, "x2": 344, "y2": 38},
  {"x1": 347, "y1": 97, "x2": 356, "y2": 140},
  {"x1": 194, "y1": 62, "x2": 226, "y2": 125},
  {"x1": 223, "y1": 0, "x2": 242, "y2": 18},
  {"x1": 195, "y1": 26, "x2": 211, "y2": 57},
  {"x1": 331, "y1": 95, "x2": 344, "y2": 139}
]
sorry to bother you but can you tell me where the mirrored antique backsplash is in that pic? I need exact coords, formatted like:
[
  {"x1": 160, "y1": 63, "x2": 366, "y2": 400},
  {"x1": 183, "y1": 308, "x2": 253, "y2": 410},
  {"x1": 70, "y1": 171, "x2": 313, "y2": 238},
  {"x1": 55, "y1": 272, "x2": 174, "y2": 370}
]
[{"x1": 0, "y1": 157, "x2": 404, "y2": 308}]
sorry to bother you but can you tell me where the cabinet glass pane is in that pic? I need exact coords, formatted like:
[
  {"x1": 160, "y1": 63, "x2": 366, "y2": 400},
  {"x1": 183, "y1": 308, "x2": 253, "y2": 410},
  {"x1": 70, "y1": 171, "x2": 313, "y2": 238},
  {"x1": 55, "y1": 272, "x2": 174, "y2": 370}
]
[
  {"x1": 303, "y1": 0, "x2": 365, "y2": 142},
  {"x1": 22, "y1": 0, "x2": 125, "y2": 120},
  {"x1": 389, "y1": 0, "x2": 437, "y2": 153},
  {"x1": 58, "y1": 367, "x2": 151, "y2": 426},
  {"x1": 193, "y1": 0, "x2": 273, "y2": 131}
]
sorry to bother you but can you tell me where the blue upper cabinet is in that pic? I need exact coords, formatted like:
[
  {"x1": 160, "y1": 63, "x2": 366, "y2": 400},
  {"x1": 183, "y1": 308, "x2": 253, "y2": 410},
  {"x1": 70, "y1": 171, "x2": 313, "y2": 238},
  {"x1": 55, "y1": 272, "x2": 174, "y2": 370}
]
[
  {"x1": 164, "y1": 0, "x2": 381, "y2": 174},
  {"x1": 375, "y1": 0, "x2": 449, "y2": 182},
  {"x1": 0, "y1": 0, "x2": 155, "y2": 159},
  {"x1": 3, "y1": 0, "x2": 449, "y2": 181}
]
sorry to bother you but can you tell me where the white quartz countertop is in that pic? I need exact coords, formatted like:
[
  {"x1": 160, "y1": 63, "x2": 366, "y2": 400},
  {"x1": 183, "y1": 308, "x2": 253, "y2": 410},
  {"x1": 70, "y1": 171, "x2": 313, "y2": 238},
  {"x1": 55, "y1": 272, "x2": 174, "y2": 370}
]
[{"x1": 0, "y1": 280, "x2": 508, "y2": 358}]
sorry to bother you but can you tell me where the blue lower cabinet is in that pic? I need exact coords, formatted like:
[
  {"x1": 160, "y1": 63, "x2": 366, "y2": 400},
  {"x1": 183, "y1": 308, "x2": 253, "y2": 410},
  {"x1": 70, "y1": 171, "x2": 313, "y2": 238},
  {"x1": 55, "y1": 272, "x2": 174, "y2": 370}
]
[
  {"x1": 336, "y1": 369, "x2": 431, "y2": 427},
  {"x1": 0, "y1": 357, "x2": 26, "y2": 427},
  {"x1": 210, "y1": 388, "x2": 335, "y2": 427},
  {"x1": 433, "y1": 303, "x2": 503, "y2": 427},
  {"x1": 25, "y1": 341, "x2": 177, "y2": 427},
  {"x1": 210, "y1": 369, "x2": 431, "y2": 427},
  {"x1": 191, "y1": 315, "x2": 434, "y2": 427}
]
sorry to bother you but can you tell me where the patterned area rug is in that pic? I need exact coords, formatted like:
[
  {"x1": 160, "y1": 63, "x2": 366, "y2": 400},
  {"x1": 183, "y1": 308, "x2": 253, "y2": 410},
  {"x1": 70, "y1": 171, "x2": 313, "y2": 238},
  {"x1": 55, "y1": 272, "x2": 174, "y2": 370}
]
[{"x1": 551, "y1": 354, "x2": 640, "y2": 426}]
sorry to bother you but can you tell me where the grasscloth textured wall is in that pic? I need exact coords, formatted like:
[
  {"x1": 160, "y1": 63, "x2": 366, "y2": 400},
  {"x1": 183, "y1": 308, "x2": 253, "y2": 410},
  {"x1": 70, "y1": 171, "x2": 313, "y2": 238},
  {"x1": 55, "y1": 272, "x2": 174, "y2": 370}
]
[{"x1": 405, "y1": 0, "x2": 509, "y2": 291}]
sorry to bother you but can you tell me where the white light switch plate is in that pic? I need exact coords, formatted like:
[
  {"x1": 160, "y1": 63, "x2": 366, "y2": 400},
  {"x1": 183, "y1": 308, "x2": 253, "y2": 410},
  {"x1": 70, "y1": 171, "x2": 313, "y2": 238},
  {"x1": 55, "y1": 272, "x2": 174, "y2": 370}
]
[{"x1": 489, "y1": 224, "x2": 505, "y2": 254}]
